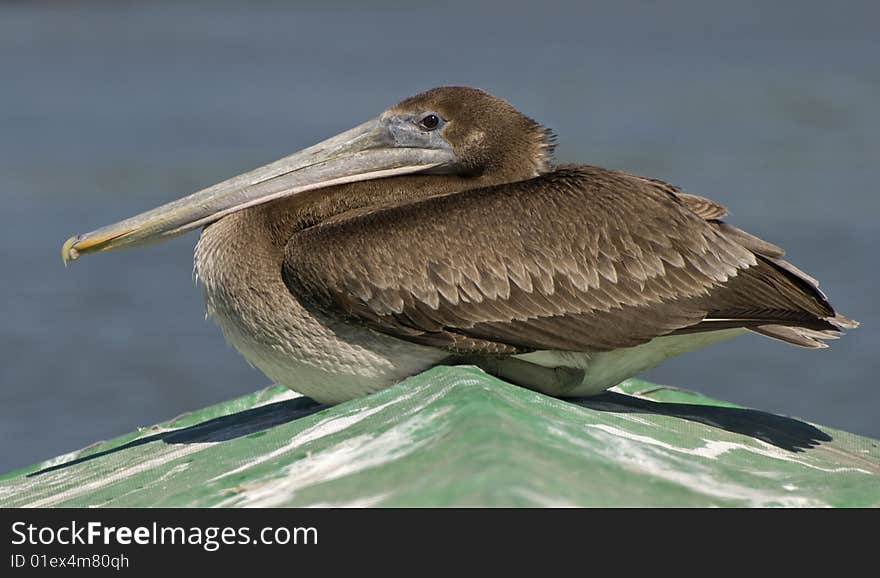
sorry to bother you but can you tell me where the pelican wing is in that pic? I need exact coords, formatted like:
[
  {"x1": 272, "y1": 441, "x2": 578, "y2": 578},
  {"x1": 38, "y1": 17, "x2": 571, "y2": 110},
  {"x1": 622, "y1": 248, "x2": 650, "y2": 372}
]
[{"x1": 282, "y1": 165, "x2": 844, "y2": 354}]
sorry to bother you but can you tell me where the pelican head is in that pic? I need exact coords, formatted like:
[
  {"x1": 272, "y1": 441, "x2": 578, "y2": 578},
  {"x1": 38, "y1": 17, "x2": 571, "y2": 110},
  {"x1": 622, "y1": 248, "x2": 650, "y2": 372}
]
[{"x1": 62, "y1": 87, "x2": 552, "y2": 262}]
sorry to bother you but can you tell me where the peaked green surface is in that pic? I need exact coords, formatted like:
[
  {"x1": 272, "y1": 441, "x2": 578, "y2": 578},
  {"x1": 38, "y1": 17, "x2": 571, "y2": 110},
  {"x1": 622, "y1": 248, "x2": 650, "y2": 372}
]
[{"x1": 1, "y1": 366, "x2": 878, "y2": 507}]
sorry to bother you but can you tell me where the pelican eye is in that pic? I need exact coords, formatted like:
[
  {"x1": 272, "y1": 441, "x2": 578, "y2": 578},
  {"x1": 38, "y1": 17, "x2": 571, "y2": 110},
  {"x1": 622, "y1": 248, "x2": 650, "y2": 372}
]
[{"x1": 418, "y1": 113, "x2": 441, "y2": 131}]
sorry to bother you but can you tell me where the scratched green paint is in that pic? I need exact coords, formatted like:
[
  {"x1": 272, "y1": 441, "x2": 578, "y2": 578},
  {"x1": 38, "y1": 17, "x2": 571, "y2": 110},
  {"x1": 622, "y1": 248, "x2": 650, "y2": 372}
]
[{"x1": 1, "y1": 367, "x2": 877, "y2": 507}]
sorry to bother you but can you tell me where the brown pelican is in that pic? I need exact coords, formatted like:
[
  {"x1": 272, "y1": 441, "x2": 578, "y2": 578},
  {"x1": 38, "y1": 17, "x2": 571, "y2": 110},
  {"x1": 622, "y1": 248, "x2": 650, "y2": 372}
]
[{"x1": 62, "y1": 86, "x2": 857, "y2": 403}]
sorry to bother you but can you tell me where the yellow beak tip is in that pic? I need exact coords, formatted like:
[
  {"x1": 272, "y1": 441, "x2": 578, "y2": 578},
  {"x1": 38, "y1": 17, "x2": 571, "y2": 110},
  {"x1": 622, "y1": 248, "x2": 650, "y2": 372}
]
[{"x1": 61, "y1": 236, "x2": 81, "y2": 266}]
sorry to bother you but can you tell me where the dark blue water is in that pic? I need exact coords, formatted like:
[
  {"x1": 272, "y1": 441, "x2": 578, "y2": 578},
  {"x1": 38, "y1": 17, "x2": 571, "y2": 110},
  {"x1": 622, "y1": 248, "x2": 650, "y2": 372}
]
[{"x1": 1, "y1": 0, "x2": 878, "y2": 473}]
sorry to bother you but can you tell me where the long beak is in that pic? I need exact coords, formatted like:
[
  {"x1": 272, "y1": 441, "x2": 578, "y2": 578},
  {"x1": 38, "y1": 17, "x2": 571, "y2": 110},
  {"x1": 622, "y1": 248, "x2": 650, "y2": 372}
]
[{"x1": 62, "y1": 116, "x2": 455, "y2": 263}]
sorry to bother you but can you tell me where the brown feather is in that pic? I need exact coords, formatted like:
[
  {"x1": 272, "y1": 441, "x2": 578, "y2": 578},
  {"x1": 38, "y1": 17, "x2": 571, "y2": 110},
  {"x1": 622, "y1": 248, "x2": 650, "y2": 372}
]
[{"x1": 281, "y1": 164, "x2": 848, "y2": 355}]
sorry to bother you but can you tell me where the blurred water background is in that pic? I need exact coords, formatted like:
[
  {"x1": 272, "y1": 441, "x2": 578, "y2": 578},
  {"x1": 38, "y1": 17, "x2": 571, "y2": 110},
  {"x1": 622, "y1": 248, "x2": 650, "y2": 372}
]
[{"x1": 1, "y1": 0, "x2": 877, "y2": 473}]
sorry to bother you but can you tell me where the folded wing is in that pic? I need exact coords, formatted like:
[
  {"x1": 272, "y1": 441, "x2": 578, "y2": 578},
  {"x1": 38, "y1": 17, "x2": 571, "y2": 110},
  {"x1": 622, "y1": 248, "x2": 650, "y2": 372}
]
[{"x1": 282, "y1": 165, "x2": 853, "y2": 354}]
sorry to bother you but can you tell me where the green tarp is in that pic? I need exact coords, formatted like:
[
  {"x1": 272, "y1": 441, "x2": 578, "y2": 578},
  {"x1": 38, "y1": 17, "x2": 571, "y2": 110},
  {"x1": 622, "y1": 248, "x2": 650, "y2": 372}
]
[{"x1": 1, "y1": 366, "x2": 877, "y2": 507}]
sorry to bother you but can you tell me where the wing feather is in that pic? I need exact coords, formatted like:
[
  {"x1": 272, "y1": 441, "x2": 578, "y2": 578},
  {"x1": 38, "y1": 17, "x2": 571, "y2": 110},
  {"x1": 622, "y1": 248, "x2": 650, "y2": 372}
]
[{"x1": 282, "y1": 165, "x2": 849, "y2": 354}]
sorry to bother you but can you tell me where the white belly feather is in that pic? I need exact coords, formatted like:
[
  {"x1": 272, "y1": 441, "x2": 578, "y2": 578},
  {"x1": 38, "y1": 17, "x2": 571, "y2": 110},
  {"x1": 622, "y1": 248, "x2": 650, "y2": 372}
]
[
  {"x1": 213, "y1": 313, "x2": 448, "y2": 404},
  {"x1": 513, "y1": 328, "x2": 746, "y2": 396}
]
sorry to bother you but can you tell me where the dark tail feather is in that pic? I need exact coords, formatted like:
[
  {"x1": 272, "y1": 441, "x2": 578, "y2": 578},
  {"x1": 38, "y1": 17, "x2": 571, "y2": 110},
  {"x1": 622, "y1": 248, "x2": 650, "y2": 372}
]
[
  {"x1": 752, "y1": 325, "x2": 838, "y2": 348},
  {"x1": 682, "y1": 244, "x2": 858, "y2": 347},
  {"x1": 829, "y1": 313, "x2": 859, "y2": 329},
  {"x1": 676, "y1": 207, "x2": 859, "y2": 348}
]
